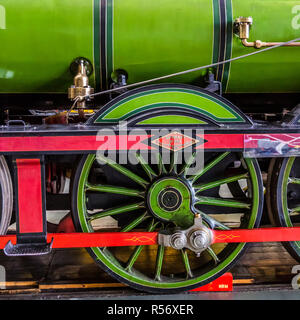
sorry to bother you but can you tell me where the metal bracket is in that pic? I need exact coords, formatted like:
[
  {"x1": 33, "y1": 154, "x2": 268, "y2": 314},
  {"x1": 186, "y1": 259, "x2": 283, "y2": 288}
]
[
  {"x1": 4, "y1": 238, "x2": 53, "y2": 256},
  {"x1": 109, "y1": 69, "x2": 128, "y2": 100},
  {"x1": 204, "y1": 71, "x2": 222, "y2": 95},
  {"x1": 158, "y1": 216, "x2": 213, "y2": 256}
]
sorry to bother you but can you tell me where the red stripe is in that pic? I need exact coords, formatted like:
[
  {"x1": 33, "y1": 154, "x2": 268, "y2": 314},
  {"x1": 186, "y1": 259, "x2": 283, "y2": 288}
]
[
  {"x1": 3, "y1": 133, "x2": 300, "y2": 153},
  {"x1": 199, "y1": 134, "x2": 244, "y2": 149},
  {"x1": 16, "y1": 159, "x2": 44, "y2": 233},
  {"x1": 48, "y1": 232, "x2": 158, "y2": 248},
  {"x1": 213, "y1": 227, "x2": 300, "y2": 243},
  {"x1": 0, "y1": 232, "x2": 158, "y2": 249},
  {"x1": 0, "y1": 135, "x2": 152, "y2": 152},
  {"x1": 1, "y1": 227, "x2": 300, "y2": 249}
]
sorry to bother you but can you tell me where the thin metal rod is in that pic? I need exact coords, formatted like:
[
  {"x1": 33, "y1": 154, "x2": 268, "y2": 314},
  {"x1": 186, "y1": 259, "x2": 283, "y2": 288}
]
[{"x1": 81, "y1": 37, "x2": 300, "y2": 99}]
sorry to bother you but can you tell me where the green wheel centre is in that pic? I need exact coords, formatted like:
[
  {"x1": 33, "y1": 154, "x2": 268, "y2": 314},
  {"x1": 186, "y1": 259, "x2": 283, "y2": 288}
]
[{"x1": 147, "y1": 177, "x2": 194, "y2": 228}]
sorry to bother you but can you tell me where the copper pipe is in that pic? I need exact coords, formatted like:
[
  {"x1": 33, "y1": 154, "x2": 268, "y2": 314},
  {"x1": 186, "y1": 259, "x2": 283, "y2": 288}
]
[
  {"x1": 235, "y1": 17, "x2": 300, "y2": 49},
  {"x1": 242, "y1": 38, "x2": 300, "y2": 49}
]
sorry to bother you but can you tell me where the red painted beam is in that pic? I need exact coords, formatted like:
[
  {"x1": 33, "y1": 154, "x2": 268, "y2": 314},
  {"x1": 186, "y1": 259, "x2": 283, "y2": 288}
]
[
  {"x1": 0, "y1": 232, "x2": 158, "y2": 249},
  {"x1": 212, "y1": 227, "x2": 300, "y2": 243},
  {"x1": 0, "y1": 133, "x2": 245, "y2": 153},
  {"x1": 0, "y1": 135, "x2": 153, "y2": 153},
  {"x1": 1, "y1": 227, "x2": 300, "y2": 251},
  {"x1": 48, "y1": 232, "x2": 158, "y2": 248},
  {"x1": 16, "y1": 159, "x2": 44, "y2": 233},
  {"x1": 1, "y1": 133, "x2": 300, "y2": 154}
]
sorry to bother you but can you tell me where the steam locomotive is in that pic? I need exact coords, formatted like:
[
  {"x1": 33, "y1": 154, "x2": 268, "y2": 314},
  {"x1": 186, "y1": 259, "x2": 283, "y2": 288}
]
[{"x1": 0, "y1": 0, "x2": 300, "y2": 293}]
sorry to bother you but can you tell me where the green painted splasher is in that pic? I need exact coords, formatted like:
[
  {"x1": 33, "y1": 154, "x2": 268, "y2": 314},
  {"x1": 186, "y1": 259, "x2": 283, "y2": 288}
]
[{"x1": 94, "y1": 87, "x2": 245, "y2": 124}]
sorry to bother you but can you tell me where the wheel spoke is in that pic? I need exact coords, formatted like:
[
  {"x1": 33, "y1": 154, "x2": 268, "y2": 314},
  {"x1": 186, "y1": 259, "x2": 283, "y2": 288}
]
[
  {"x1": 190, "y1": 152, "x2": 230, "y2": 183},
  {"x1": 169, "y1": 151, "x2": 179, "y2": 174},
  {"x1": 196, "y1": 196, "x2": 250, "y2": 209},
  {"x1": 125, "y1": 244, "x2": 144, "y2": 272},
  {"x1": 178, "y1": 152, "x2": 197, "y2": 176},
  {"x1": 96, "y1": 154, "x2": 149, "y2": 188},
  {"x1": 289, "y1": 178, "x2": 300, "y2": 185},
  {"x1": 181, "y1": 249, "x2": 193, "y2": 278},
  {"x1": 125, "y1": 219, "x2": 157, "y2": 272},
  {"x1": 156, "y1": 152, "x2": 167, "y2": 175},
  {"x1": 88, "y1": 202, "x2": 144, "y2": 221},
  {"x1": 198, "y1": 210, "x2": 230, "y2": 230},
  {"x1": 154, "y1": 245, "x2": 165, "y2": 281},
  {"x1": 290, "y1": 205, "x2": 300, "y2": 212},
  {"x1": 206, "y1": 247, "x2": 220, "y2": 265},
  {"x1": 289, "y1": 210, "x2": 300, "y2": 216},
  {"x1": 135, "y1": 153, "x2": 157, "y2": 181},
  {"x1": 289, "y1": 205, "x2": 300, "y2": 216},
  {"x1": 194, "y1": 173, "x2": 248, "y2": 193},
  {"x1": 121, "y1": 212, "x2": 149, "y2": 232},
  {"x1": 86, "y1": 183, "x2": 144, "y2": 198}
]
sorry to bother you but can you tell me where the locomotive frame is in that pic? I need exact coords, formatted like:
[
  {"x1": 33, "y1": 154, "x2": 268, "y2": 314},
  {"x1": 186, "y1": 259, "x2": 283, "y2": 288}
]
[
  {"x1": 1, "y1": 82, "x2": 300, "y2": 292},
  {"x1": 2, "y1": 0, "x2": 300, "y2": 293}
]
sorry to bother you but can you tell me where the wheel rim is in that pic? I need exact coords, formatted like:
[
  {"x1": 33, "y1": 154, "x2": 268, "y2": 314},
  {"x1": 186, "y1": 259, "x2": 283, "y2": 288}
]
[
  {"x1": 72, "y1": 151, "x2": 262, "y2": 292},
  {"x1": 276, "y1": 157, "x2": 300, "y2": 254}
]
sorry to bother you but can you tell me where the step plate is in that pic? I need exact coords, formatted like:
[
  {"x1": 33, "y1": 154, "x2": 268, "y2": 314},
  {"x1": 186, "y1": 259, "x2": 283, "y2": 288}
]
[{"x1": 3, "y1": 239, "x2": 53, "y2": 256}]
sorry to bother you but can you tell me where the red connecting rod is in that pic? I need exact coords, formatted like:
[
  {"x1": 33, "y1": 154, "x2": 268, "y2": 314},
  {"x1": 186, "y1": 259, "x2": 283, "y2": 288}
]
[
  {"x1": 212, "y1": 227, "x2": 300, "y2": 243},
  {"x1": 1, "y1": 227, "x2": 300, "y2": 249}
]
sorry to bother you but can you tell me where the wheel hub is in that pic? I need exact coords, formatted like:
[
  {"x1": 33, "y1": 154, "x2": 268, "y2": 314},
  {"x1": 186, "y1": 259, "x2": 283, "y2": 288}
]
[
  {"x1": 158, "y1": 188, "x2": 182, "y2": 211},
  {"x1": 147, "y1": 177, "x2": 194, "y2": 228}
]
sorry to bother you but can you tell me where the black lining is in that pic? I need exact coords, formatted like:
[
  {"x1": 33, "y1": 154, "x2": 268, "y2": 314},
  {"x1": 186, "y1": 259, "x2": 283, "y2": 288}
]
[
  {"x1": 100, "y1": 0, "x2": 107, "y2": 90},
  {"x1": 217, "y1": 0, "x2": 226, "y2": 82}
]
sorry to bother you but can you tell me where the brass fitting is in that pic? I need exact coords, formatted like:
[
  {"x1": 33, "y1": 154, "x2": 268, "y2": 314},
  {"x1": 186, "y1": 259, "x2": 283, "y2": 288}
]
[
  {"x1": 68, "y1": 59, "x2": 94, "y2": 109},
  {"x1": 234, "y1": 16, "x2": 300, "y2": 49},
  {"x1": 234, "y1": 16, "x2": 253, "y2": 40}
]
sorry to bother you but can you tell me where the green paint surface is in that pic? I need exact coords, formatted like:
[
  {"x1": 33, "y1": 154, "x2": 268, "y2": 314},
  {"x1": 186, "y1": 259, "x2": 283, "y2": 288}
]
[
  {"x1": 147, "y1": 178, "x2": 193, "y2": 228},
  {"x1": 96, "y1": 88, "x2": 244, "y2": 123},
  {"x1": 112, "y1": 0, "x2": 214, "y2": 85},
  {"x1": 0, "y1": 0, "x2": 93, "y2": 93},
  {"x1": 137, "y1": 115, "x2": 206, "y2": 125},
  {"x1": 1, "y1": 0, "x2": 299, "y2": 94},
  {"x1": 228, "y1": 0, "x2": 300, "y2": 93}
]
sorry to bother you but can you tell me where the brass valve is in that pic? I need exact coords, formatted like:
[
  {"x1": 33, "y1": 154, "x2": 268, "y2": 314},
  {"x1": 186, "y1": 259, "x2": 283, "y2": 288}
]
[
  {"x1": 234, "y1": 16, "x2": 253, "y2": 40},
  {"x1": 234, "y1": 16, "x2": 300, "y2": 49},
  {"x1": 68, "y1": 58, "x2": 94, "y2": 109}
]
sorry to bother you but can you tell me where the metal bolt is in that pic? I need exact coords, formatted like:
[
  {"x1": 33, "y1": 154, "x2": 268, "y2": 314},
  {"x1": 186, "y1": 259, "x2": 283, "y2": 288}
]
[
  {"x1": 170, "y1": 232, "x2": 187, "y2": 250},
  {"x1": 193, "y1": 234, "x2": 206, "y2": 249},
  {"x1": 190, "y1": 229, "x2": 212, "y2": 250}
]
